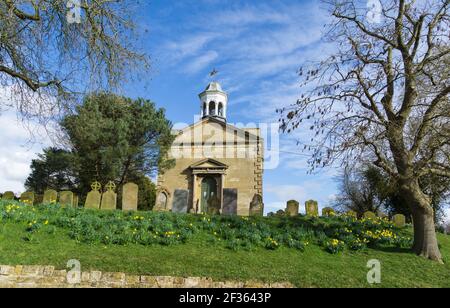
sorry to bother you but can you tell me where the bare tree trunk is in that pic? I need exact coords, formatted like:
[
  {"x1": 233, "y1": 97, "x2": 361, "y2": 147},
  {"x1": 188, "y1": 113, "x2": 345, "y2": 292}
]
[{"x1": 401, "y1": 179, "x2": 443, "y2": 263}]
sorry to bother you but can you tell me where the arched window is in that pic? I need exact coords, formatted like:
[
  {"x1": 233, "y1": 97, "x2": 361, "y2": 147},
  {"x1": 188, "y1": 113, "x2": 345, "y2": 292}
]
[
  {"x1": 209, "y1": 101, "x2": 216, "y2": 116},
  {"x1": 203, "y1": 102, "x2": 207, "y2": 116},
  {"x1": 218, "y1": 103, "x2": 224, "y2": 117}
]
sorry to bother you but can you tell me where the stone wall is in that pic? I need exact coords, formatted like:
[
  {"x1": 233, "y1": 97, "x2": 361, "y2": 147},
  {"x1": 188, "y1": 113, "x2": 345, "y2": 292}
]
[{"x1": 0, "y1": 265, "x2": 293, "y2": 288}]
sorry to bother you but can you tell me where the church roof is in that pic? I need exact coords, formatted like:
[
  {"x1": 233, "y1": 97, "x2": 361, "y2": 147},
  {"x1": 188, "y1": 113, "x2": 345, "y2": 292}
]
[{"x1": 202, "y1": 82, "x2": 225, "y2": 93}]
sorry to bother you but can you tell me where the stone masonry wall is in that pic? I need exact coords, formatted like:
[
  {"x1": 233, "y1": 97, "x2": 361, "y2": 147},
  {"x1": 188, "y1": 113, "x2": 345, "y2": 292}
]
[{"x1": 0, "y1": 265, "x2": 293, "y2": 288}]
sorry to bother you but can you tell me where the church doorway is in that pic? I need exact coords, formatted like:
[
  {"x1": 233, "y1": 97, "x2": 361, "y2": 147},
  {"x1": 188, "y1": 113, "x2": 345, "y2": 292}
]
[{"x1": 201, "y1": 177, "x2": 217, "y2": 213}]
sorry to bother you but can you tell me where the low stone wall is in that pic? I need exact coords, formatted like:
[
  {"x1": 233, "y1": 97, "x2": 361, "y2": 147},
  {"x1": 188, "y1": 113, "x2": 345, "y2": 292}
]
[{"x1": 0, "y1": 265, "x2": 294, "y2": 288}]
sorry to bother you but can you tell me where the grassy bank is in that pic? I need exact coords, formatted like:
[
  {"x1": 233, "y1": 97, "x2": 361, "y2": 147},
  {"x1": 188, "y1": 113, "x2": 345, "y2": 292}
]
[{"x1": 0, "y1": 201, "x2": 449, "y2": 287}]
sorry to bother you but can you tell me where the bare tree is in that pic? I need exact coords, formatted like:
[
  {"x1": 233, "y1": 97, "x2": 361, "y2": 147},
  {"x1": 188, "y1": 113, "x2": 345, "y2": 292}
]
[
  {"x1": 279, "y1": 0, "x2": 449, "y2": 262},
  {"x1": 334, "y1": 165, "x2": 389, "y2": 216},
  {"x1": 0, "y1": 0, "x2": 148, "y2": 124}
]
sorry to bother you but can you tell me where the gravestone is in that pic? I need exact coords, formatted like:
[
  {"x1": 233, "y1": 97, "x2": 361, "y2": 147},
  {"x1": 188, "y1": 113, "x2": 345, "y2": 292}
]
[
  {"x1": 172, "y1": 189, "x2": 189, "y2": 213},
  {"x1": 154, "y1": 191, "x2": 168, "y2": 212},
  {"x1": 322, "y1": 207, "x2": 336, "y2": 217},
  {"x1": 286, "y1": 200, "x2": 299, "y2": 217},
  {"x1": 20, "y1": 192, "x2": 35, "y2": 205},
  {"x1": 73, "y1": 194, "x2": 79, "y2": 208},
  {"x1": 122, "y1": 182, "x2": 138, "y2": 211},
  {"x1": 207, "y1": 196, "x2": 221, "y2": 215},
  {"x1": 43, "y1": 189, "x2": 58, "y2": 204},
  {"x1": 392, "y1": 214, "x2": 406, "y2": 228},
  {"x1": 101, "y1": 181, "x2": 117, "y2": 210},
  {"x1": 249, "y1": 194, "x2": 263, "y2": 216},
  {"x1": 305, "y1": 200, "x2": 319, "y2": 217},
  {"x1": 346, "y1": 210, "x2": 357, "y2": 218},
  {"x1": 85, "y1": 182, "x2": 102, "y2": 209},
  {"x1": 222, "y1": 188, "x2": 238, "y2": 215},
  {"x1": 2, "y1": 191, "x2": 15, "y2": 201},
  {"x1": 363, "y1": 211, "x2": 377, "y2": 220},
  {"x1": 59, "y1": 191, "x2": 74, "y2": 208}
]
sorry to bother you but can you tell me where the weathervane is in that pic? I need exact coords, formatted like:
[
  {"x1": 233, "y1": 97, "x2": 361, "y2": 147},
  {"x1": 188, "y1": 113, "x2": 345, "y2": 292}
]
[{"x1": 209, "y1": 68, "x2": 218, "y2": 80}]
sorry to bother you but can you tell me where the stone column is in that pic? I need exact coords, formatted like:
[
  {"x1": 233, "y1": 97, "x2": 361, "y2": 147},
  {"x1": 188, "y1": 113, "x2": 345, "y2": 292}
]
[
  {"x1": 220, "y1": 174, "x2": 225, "y2": 213},
  {"x1": 192, "y1": 174, "x2": 197, "y2": 213},
  {"x1": 215, "y1": 102, "x2": 219, "y2": 116}
]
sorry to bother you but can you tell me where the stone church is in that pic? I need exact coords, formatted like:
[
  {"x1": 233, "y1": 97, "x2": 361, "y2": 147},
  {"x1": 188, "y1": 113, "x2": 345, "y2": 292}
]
[{"x1": 155, "y1": 82, "x2": 264, "y2": 216}]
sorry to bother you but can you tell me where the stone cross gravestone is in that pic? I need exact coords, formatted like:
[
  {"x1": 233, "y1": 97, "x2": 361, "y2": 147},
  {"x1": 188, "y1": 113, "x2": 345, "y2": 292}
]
[
  {"x1": 322, "y1": 207, "x2": 336, "y2": 217},
  {"x1": 101, "y1": 181, "x2": 117, "y2": 210},
  {"x1": 85, "y1": 182, "x2": 102, "y2": 209},
  {"x1": 392, "y1": 214, "x2": 406, "y2": 227},
  {"x1": 59, "y1": 191, "x2": 74, "y2": 208},
  {"x1": 122, "y1": 182, "x2": 138, "y2": 211},
  {"x1": 249, "y1": 194, "x2": 263, "y2": 216},
  {"x1": 363, "y1": 211, "x2": 377, "y2": 220},
  {"x1": 286, "y1": 200, "x2": 299, "y2": 217},
  {"x1": 43, "y1": 189, "x2": 58, "y2": 204},
  {"x1": 305, "y1": 200, "x2": 319, "y2": 217},
  {"x1": 2, "y1": 191, "x2": 15, "y2": 201},
  {"x1": 172, "y1": 189, "x2": 189, "y2": 213},
  {"x1": 222, "y1": 189, "x2": 238, "y2": 215},
  {"x1": 20, "y1": 192, "x2": 35, "y2": 205}
]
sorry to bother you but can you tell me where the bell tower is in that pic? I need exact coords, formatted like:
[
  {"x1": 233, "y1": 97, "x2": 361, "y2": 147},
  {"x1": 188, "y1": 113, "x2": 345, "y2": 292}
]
[{"x1": 199, "y1": 82, "x2": 228, "y2": 122}]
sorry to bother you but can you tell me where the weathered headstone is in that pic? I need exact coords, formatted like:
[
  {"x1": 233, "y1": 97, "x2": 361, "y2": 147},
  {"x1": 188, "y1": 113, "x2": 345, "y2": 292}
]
[
  {"x1": 249, "y1": 194, "x2": 263, "y2": 216},
  {"x1": 59, "y1": 191, "x2": 74, "y2": 208},
  {"x1": 20, "y1": 192, "x2": 35, "y2": 205},
  {"x1": 172, "y1": 189, "x2": 189, "y2": 213},
  {"x1": 43, "y1": 189, "x2": 58, "y2": 204},
  {"x1": 207, "y1": 196, "x2": 221, "y2": 215},
  {"x1": 73, "y1": 194, "x2": 79, "y2": 208},
  {"x1": 363, "y1": 211, "x2": 377, "y2": 220},
  {"x1": 286, "y1": 200, "x2": 299, "y2": 217},
  {"x1": 85, "y1": 182, "x2": 102, "y2": 209},
  {"x1": 322, "y1": 207, "x2": 336, "y2": 217},
  {"x1": 346, "y1": 210, "x2": 358, "y2": 218},
  {"x1": 122, "y1": 182, "x2": 138, "y2": 211},
  {"x1": 2, "y1": 191, "x2": 15, "y2": 201},
  {"x1": 392, "y1": 214, "x2": 406, "y2": 228},
  {"x1": 154, "y1": 191, "x2": 168, "y2": 212},
  {"x1": 222, "y1": 188, "x2": 238, "y2": 215},
  {"x1": 305, "y1": 200, "x2": 319, "y2": 217},
  {"x1": 101, "y1": 181, "x2": 117, "y2": 210}
]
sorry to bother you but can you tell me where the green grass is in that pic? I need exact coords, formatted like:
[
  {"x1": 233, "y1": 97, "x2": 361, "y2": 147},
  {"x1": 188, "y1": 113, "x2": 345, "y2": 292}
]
[{"x1": 0, "y1": 202, "x2": 449, "y2": 287}]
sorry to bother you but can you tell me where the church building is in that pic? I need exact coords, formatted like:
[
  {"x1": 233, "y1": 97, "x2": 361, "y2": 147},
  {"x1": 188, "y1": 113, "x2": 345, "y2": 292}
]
[{"x1": 155, "y1": 82, "x2": 264, "y2": 216}]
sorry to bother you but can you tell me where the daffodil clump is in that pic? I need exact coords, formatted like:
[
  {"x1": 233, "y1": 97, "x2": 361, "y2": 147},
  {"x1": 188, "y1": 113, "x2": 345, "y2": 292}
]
[
  {"x1": 326, "y1": 239, "x2": 345, "y2": 254},
  {"x1": 0, "y1": 200, "x2": 410, "y2": 254}
]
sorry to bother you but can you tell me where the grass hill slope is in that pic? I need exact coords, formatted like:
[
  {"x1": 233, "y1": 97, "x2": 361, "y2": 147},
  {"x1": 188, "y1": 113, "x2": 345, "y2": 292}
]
[{"x1": 0, "y1": 201, "x2": 449, "y2": 287}]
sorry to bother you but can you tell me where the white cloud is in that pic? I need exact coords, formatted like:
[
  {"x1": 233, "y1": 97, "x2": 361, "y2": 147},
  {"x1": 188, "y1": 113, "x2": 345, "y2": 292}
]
[
  {"x1": 0, "y1": 108, "x2": 51, "y2": 195},
  {"x1": 184, "y1": 50, "x2": 219, "y2": 74}
]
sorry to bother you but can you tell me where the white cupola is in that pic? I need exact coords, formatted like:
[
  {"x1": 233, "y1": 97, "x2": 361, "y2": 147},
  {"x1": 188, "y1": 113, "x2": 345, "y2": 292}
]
[{"x1": 199, "y1": 82, "x2": 228, "y2": 121}]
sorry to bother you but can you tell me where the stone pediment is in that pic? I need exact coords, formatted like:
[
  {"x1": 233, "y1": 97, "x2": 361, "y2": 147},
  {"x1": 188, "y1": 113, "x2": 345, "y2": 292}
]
[
  {"x1": 190, "y1": 158, "x2": 228, "y2": 169},
  {"x1": 190, "y1": 159, "x2": 228, "y2": 175}
]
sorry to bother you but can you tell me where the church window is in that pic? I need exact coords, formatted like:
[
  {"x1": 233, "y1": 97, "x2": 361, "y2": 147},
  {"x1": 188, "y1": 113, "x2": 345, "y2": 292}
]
[
  {"x1": 218, "y1": 103, "x2": 224, "y2": 117},
  {"x1": 209, "y1": 101, "x2": 216, "y2": 116}
]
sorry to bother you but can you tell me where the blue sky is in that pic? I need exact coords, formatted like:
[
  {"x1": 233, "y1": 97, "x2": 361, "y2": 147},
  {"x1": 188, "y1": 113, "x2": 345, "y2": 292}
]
[
  {"x1": 130, "y1": 0, "x2": 339, "y2": 214},
  {"x1": 0, "y1": 0, "x2": 339, "y2": 214}
]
